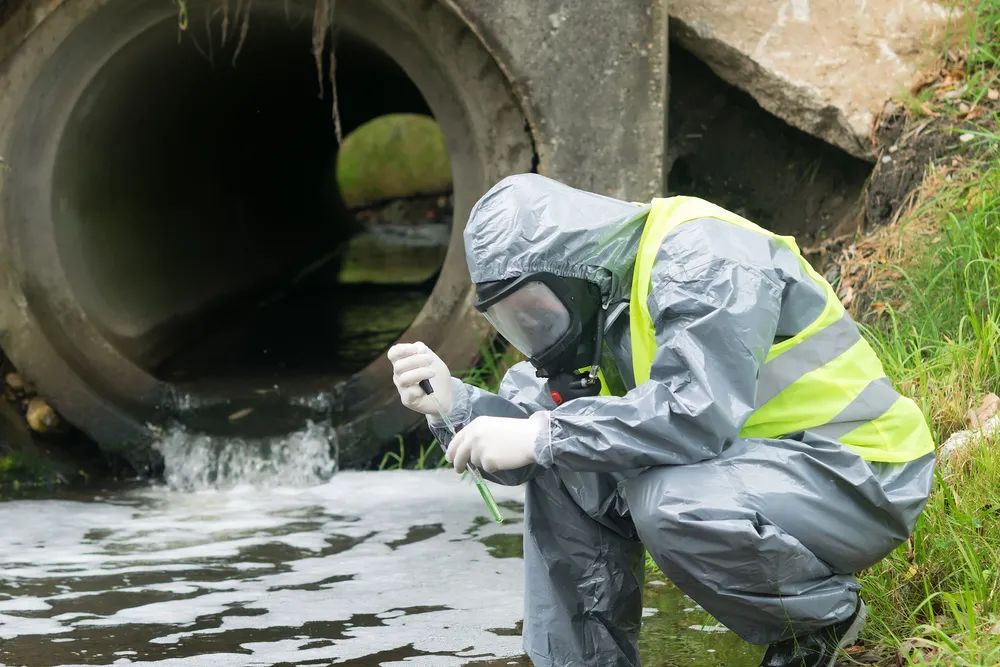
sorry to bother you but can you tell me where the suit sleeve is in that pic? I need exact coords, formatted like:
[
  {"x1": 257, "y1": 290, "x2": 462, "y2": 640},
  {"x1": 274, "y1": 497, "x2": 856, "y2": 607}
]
[{"x1": 536, "y1": 250, "x2": 783, "y2": 472}]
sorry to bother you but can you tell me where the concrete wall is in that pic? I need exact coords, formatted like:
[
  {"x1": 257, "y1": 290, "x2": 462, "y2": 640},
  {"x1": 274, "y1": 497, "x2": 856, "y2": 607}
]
[{"x1": 451, "y1": 0, "x2": 669, "y2": 199}]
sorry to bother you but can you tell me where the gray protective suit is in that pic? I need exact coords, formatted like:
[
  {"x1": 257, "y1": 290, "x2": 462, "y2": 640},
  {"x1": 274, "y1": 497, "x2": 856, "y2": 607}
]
[{"x1": 429, "y1": 174, "x2": 934, "y2": 667}]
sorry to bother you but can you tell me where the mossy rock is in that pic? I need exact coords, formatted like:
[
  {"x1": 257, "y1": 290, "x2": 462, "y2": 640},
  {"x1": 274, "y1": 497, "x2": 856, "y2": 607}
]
[
  {"x1": 336, "y1": 114, "x2": 451, "y2": 208},
  {"x1": 0, "y1": 399, "x2": 88, "y2": 495}
]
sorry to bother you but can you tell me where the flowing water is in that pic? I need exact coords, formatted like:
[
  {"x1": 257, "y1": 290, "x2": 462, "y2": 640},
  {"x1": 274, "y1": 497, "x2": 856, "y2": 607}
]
[{"x1": 0, "y1": 430, "x2": 761, "y2": 666}]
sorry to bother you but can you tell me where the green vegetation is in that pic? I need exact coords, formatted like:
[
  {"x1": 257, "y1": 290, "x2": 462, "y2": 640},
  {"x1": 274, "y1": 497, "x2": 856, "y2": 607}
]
[
  {"x1": 458, "y1": 340, "x2": 522, "y2": 394},
  {"x1": 336, "y1": 114, "x2": 451, "y2": 208},
  {"x1": 963, "y1": 0, "x2": 1000, "y2": 82},
  {"x1": 857, "y1": 165, "x2": 1000, "y2": 440},
  {"x1": 861, "y1": 447, "x2": 1000, "y2": 665},
  {"x1": 903, "y1": 0, "x2": 1000, "y2": 118},
  {"x1": 851, "y1": 155, "x2": 1000, "y2": 665},
  {"x1": 843, "y1": 2, "x2": 1000, "y2": 657},
  {"x1": 820, "y1": 0, "x2": 1000, "y2": 666},
  {"x1": 378, "y1": 434, "x2": 446, "y2": 471}
]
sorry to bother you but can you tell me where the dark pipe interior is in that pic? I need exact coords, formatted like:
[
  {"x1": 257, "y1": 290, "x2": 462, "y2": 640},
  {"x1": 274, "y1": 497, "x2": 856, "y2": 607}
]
[
  {"x1": 53, "y1": 8, "x2": 444, "y2": 389},
  {"x1": 667, "y1": 45, "x2": 872, "y2": 245}
]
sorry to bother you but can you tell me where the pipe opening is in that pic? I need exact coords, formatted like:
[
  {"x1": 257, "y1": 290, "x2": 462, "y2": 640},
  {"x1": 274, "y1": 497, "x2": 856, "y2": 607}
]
[
  {"x1": 666, "y1": 45, "x2": 872, "y2": 244},
  {"x1": 51, "y1": 8, "x2": 450, "y2": 392},
  {"x1": 2, "y1": 0, "x2": 533, "y2": 459}
]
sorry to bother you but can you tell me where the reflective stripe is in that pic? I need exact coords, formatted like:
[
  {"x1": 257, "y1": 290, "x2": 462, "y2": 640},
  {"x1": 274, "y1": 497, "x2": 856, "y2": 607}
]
[
  {"x1": 741, "y1": 338, "x2": 884, "y2": 439},
  {"x1": 809, "y1": 377, "x2": 900, "y2": 441},
  {"x1": 836, "y1": 395, "x2": 934, "y2": 463},
  {"x1": 755, "y1": 312, "x2": 861, "y2": 407}
]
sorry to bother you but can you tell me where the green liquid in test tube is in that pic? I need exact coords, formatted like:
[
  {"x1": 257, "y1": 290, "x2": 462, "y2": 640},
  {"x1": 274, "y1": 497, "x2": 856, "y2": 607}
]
[{"x1": 420, "y1": 379, "x2": 505, "y2": 524}]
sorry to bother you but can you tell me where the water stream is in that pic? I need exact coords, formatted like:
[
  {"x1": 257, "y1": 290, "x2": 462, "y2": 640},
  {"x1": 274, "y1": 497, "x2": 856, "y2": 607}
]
[{"x1": 0, "y1": 436, "x2": 761, "y2": 666}]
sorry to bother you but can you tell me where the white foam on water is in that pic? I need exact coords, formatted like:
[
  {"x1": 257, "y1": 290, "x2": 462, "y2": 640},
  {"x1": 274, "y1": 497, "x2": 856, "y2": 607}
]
[
  {"x1": 688, "y1": 624, "x2": 729, "y2": 634},
  {"x1": 153, "y1": 421, "x2": 337, "y2": 491},
  {"x1": 0, "y1": 470, "x2": 526, "y2": 665}
]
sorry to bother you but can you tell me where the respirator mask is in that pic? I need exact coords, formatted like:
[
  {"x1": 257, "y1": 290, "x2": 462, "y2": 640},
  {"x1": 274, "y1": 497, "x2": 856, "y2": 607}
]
[{"x1": 474, "y1": 273, "x2": 605, "y2": 404}]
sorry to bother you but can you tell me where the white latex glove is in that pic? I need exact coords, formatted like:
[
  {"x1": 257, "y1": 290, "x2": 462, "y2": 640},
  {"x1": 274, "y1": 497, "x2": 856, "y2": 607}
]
[
  {"x1": 446, "y1": 413, "x2": 546, "y2": 474},
  {"x1": 387, "y1": 342, "x2": 454, "y2": 416}
]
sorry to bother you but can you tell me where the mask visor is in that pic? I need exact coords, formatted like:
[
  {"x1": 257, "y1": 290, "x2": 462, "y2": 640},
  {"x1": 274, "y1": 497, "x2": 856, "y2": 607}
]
[{"x1": 481, "y1": 281, "x2": 571, "y2": 357}]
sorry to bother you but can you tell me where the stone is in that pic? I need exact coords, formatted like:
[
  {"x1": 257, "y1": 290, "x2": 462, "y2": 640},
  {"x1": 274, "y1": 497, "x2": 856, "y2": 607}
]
[
  {"x1": 336, "y1": 114, "x2": 452, "y2": 209},
  {"x1": 965, "y1": 393, "x2": 1000, "y2": 430},
  {"x1": 669, "y1": 0, "x2": 958, "y2": 158},
  {"x1": 25, "y1": 397, "x2": 58, "y2": 433},
  {"x1": 939, "y1": 414, "x2": 1000, "y2": 468},
  {"x1": 5, "y1": 372, "x2": 23, "y2": 391}
]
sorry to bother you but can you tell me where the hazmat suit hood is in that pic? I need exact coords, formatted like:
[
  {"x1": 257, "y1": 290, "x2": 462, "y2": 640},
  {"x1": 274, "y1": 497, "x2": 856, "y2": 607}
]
[{"x1": 463, "y1": 174, "x2": 649, "y2": 305}]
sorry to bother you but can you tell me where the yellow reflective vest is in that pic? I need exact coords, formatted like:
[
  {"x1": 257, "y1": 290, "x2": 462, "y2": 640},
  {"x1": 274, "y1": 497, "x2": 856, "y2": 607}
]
[{"x1": 627, "y1": 197, "x2": 934, "y2": 463}]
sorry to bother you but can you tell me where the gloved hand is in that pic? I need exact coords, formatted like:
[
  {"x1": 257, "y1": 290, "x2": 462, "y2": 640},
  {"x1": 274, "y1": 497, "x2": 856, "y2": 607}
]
[
  {"x1": 387, "y1": 342, "x2": 454, "y2": 416},
  {"x1": 447, "y1": 413, "x2": 547, "y2": 473}
]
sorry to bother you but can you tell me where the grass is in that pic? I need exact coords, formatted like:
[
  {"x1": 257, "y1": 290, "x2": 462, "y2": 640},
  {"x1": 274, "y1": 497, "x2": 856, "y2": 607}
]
[
  {"x1": 967, "y1": 0, "x2": 1000, "y2": 73},
  {"x1": 860, "y1": 444, "x2": 1000, "y2": 665},
  {"x1": 857, "y1": 163, "x2": 1000, "y2": 438},
  {"x1": 903, "y1": 0, "x2": 1000, "y2": 119},
  {"x1": 377, "y1": 434, "x2": 448, "y2": 471},
  {"x1": 458, "y1": 338, "x2": 522, "y2": 394},
  {"x1": 849, "y1": 133, "x2": 1000, "y2": 662},
  {"x1": 791, "y1": 3, "x2": 1000, "y2": 659}
]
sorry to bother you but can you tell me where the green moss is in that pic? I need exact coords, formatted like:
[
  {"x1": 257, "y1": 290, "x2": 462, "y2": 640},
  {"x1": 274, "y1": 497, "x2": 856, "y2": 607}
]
[
  {"x1": 0, "y1": 451, "x2": 56, "y2": 489},
  {"x1": 478, "y1": 533, "x2": 523, "y2": 559},
  {"x1": 336, "y1": 114, "x2": 451, "y2": 208}
]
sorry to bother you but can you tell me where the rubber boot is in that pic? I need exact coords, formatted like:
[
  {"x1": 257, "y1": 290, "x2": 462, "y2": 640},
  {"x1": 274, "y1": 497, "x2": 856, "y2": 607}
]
[{"x1": 759, "y1": 600, "x2": 867, "y2": 667}]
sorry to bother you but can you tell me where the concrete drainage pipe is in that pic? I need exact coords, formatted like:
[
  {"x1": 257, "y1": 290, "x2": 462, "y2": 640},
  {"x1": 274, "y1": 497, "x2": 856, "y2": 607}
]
[{"x1": 0, "y1": 0, "x2": 534, "y2": 467}]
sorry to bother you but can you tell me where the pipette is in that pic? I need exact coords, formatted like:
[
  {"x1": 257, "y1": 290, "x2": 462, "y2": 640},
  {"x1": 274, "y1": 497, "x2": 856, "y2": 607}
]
[{"x1": 420, "y1": 379, "x2": 505, "y2": 524}]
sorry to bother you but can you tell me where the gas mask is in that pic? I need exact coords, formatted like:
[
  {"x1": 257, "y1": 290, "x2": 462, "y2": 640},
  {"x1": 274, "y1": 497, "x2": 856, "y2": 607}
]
[{"x1": 474, "y1": 273, "x2": 605, "y2": 405}]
